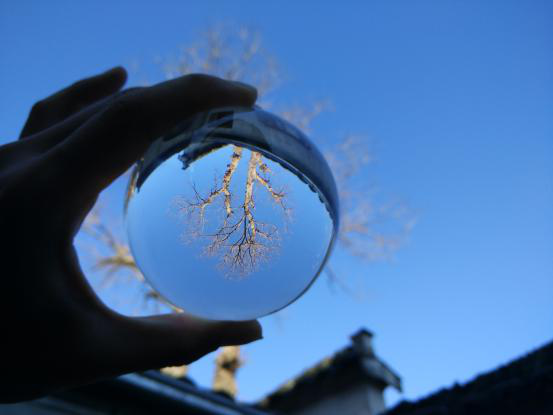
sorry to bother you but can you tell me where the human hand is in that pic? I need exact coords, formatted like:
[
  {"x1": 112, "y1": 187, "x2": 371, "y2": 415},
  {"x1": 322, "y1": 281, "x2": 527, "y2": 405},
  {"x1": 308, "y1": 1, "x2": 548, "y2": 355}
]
[{"x1": 0, "y1": 67, "x2": 262, "y2": 402}]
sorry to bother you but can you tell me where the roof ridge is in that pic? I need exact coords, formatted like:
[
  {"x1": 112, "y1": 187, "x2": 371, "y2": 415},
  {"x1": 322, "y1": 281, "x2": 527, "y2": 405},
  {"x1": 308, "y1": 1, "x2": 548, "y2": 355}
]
[{"x1": 385, "y1": 339, "x2": 553, "y2": 415}]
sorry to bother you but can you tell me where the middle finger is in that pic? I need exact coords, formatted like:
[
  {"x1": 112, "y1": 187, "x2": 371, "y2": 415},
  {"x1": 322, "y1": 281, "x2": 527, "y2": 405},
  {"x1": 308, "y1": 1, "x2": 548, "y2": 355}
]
[{"x1": 24, "y1": 89, "x2": 143, "y2": 153}]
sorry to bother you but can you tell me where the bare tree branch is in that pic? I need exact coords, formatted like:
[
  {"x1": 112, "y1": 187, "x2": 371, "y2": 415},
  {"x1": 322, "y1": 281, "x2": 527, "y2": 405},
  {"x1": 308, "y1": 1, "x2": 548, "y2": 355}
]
[
  {"x1": 163, "y1": 24, "x2": 280, "y2": 98},
  {"x1": 83, "y1": 210, "x2": 181, "y2": 312},
  {"x1": 278, "y1": 100, "x2": 330, "y2": 133},
  {"x1": 324, "y1": 136, "x2": 415, "y2": 263},
  {"x1": 176, "y1": 147, "x2": 289, "y2": 277}
]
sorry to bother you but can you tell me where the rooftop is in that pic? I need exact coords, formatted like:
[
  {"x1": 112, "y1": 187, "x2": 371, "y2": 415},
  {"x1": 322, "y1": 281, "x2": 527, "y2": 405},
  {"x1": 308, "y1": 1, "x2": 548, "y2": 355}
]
[
  {"x1": 257, "y1": 328, "x2": 401, "y2": 413},
  {"x1": 36, "y1": 371, "x2": 268, "y2": 415},
  {"x1": 385, "y1": 339, "x2": 553, "y2": 415}
]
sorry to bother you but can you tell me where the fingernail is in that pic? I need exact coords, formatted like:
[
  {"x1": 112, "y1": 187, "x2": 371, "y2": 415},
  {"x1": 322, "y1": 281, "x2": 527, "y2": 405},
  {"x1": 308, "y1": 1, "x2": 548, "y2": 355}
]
[
  {"x1": 247, "y1": 335, "x2": 263, "y2": 344},
  {"x1": 240, "y1": 321, "x2": 263, "y2": 343},
  {"x1": 105, "y1": 66, "x2": 126, "y2": 77}
]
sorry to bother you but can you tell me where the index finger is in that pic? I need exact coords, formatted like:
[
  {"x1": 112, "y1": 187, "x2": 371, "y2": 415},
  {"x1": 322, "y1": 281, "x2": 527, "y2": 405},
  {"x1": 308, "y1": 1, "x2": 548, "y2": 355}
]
[
  {"x1": 20, "y1": 67, "x2": 127, "y2": 139},
  {"x1": 44, "y1": 74, "x2": 257, "y2": 198}
]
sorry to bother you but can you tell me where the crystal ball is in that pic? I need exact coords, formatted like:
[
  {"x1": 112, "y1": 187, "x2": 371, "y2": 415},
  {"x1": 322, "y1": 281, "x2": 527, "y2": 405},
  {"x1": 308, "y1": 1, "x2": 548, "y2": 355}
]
[{"x1": 125, "y1": 106, "x2": 339, "y2": 320}]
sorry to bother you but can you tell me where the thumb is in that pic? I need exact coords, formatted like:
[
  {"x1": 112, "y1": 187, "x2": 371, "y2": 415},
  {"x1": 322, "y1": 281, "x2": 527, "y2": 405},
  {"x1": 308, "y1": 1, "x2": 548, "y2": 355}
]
[{"x1": 103, "y1": 312, "x2": 262, "y2": 374}]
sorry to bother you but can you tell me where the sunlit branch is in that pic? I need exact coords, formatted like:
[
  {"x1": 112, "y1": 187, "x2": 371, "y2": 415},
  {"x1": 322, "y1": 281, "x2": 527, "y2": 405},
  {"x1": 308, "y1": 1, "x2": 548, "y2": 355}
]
[
  {"x1": 83, "y1": 210, "x2": 181, "y2": 312},
  {"x1": 179, "y1": 148, "x2": 289, "y2": 276}
]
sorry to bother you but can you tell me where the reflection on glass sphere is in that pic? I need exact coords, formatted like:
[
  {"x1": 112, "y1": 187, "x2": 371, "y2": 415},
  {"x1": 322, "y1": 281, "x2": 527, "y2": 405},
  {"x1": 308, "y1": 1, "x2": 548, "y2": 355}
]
[{"x1": 125, "y1": 106, "x2": 339, "y2": 320}]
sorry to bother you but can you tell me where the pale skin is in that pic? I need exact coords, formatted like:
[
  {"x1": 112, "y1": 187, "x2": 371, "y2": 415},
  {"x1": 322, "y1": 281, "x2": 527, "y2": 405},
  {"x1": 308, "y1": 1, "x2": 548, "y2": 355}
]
[{"x1": 0, "y1": 67, "x2": 262, "y2": 402}]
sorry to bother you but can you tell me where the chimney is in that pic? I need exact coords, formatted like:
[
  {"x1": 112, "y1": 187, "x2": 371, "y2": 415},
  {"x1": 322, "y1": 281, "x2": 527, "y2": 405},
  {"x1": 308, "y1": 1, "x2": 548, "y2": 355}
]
[{"x1": 351, "y1": 328, "x2": 375, "y2": 357}]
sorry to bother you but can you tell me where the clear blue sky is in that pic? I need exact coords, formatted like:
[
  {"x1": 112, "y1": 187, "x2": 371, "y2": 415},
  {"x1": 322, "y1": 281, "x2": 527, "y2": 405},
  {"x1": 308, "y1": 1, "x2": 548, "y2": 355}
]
[{"x1": 1, "y1": 0, "x2": 552, "y2": 407}]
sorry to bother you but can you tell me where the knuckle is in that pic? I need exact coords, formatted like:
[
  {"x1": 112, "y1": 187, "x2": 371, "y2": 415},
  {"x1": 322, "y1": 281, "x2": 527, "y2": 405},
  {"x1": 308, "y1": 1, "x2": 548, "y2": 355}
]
[
  {"x1": 1, "y1": 164, "x2": 47, "y2": 215},
  {"x1": 30, "y1": 99, "x2": 48, "y2": 117},
  {"x1": 185, "y1": 73, "x2": 218, "y2": 88},
  {"x1": 104, "y1": 93, "x2": 142, "y2": 122},
  {"x1": 63, "y1": 80, "x2": 89, "y2": 105},
  {"x1": 101, "y1": 90, "x2": 150, "y2": 138},
  {"x1": 117, "y1": 86, "x2": 143, "y2": 97},
  {"x1": 69, "y1": 78, "x2": 88, "y2": 91}
]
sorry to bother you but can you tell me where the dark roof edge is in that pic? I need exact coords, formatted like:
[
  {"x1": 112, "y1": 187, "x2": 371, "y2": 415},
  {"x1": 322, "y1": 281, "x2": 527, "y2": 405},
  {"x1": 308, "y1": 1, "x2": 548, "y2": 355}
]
[
  {"x1": 362, "y1": 356, "x2": 402, "y2": 391},
  {"x1": 385, "y1": 339, "x2": 553, "y2": 415},
  {"x1": 50, "y1": 371, "x2": 268, "y2": 415},
  {"x1": 121, "y1": 371, "x2": 268, "y2": 415}
]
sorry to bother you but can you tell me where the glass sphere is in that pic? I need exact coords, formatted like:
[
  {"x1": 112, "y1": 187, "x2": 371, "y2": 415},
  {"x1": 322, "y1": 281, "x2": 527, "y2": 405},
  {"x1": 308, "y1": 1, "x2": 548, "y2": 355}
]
[{"x1": 125, "y1": 106, "x2": 339, "y2": 320}]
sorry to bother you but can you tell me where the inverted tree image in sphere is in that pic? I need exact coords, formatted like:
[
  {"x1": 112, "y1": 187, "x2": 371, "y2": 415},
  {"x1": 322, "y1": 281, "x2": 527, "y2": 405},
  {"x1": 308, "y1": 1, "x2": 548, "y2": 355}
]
[{"x1": 125, "y1": 107, "x2": 339, "y2": 320}]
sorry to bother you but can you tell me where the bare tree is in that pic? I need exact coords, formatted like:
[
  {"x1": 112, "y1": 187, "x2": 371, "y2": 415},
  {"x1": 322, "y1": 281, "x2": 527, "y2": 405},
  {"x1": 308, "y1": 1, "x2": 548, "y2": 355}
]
[
  {"x1": 212, "y1": 346, "x2": 243, "y2": 398},
  {"x1": 83, "y1": 209, "x2": 180, "y2": 313},
  {"x1": 174, "y1": 145, "x2": 289, "y2": 277},
  {"x1": 84, "y1": 23, "x2": 414, "y2": 392},
  {"x1": 163, "y1": 25, "x2": 279, "y2": 98},
  {"x1": 327, "y1": 136, "x2": 415, "y2": 262}
]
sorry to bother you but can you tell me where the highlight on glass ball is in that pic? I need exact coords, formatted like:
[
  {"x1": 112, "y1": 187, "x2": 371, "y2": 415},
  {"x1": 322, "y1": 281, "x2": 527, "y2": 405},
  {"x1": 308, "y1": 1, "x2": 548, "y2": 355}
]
[{"x1": 125, "y1": 106, "x2": 339, "y2": 320}]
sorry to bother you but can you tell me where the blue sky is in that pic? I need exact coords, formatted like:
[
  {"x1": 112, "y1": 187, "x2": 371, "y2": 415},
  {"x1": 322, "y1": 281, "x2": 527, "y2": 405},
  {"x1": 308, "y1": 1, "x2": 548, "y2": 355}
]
[{"x1": 1, "y1": 0, "x2": 552, "y2": 406}]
